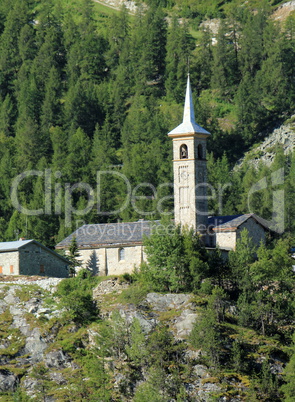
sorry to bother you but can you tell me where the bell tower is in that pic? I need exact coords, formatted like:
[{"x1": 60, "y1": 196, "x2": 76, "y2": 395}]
[{"x1": 168, "y1": 75, "x2": 210, "y2": 233}]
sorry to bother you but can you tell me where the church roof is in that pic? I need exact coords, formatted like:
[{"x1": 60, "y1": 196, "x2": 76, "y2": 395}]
[
  {"x1": 168, "y1": 74, "x2": 210, "y2": 136},
  {"x1": 208, "y1": 213, "x2": 271, "y2": 232},
  {"x1": 56, "y1": 220, "x2": 161, "y2": 249}
]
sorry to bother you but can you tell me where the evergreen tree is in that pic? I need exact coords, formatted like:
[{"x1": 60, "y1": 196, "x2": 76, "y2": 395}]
[
  {"x1": 165, "y1": 17, "x2": 191, "y2": 102},
  {"x1": 211, "y1": 19, "x2": 239, "y2": 98},
  {"x1": 281, "y1": 333, "x2": 295, "y2": 401},
  {"x1": 142, "y1": 223, "x2": 209, "y2": 292},
  {"x1": 68, "y1": 236, "x2": 81, "y2": 276},
  {"x1": 229, "y1": 228, "x2": 256, "y2": 291},
  {"x1": 190, "y1": 287, "x2": 226, "y2": 367},
  {"x1": 126, "y1": 318, "x2": 148, "y2": 366}
]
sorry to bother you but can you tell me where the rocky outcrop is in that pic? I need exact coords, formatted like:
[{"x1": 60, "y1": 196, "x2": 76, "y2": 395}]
[
  {"x1": 236, "y1": 118, "x2": 295, "y2": 169},
  {"x1": 0, "y1": 278, "x2": 288, "y2": 401},
  {"x1": 0, "y1": 370, "x2": 18, "y2": 392},
  {"x1": 145, "y1": 292, "x2": 192, "y2": 311},
  {"x1": 93, "y1": 277, "x2": 129, "y2": 299},
  {"x1": 92, "y1": 0, "x2": 145, "y2": 14},
  {"x1": 0, "y1": 277, "x2": 63, "y2": 292},
  {"x1": 272, "y1": 1, "x2": 295, "y2": 21}
]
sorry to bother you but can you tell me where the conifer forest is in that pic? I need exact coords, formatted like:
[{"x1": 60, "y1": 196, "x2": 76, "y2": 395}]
[{"x1": 0, "y1": 0, "x2": 295, "y2": 401}]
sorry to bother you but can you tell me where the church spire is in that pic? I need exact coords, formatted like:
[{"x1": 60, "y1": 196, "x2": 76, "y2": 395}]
[
  {"x1": 183, "y1": 74, "x2": 195, "y2": 125},
  {"x1": 168, "y1": 74, "x2": 210, "y2": 136}
]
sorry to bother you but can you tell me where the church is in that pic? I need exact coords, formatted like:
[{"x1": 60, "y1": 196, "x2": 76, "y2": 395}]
[{"x1": 56, "y1": 76, "x2": 271, "y2": 275}]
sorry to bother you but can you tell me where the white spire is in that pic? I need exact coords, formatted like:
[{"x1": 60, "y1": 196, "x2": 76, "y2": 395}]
[
  {"x1": 183, "y1": 74, "x2": 195, "y2": 124},
  {"x1": 168, "y1": 74, "x2": 210, "y2": 136}
]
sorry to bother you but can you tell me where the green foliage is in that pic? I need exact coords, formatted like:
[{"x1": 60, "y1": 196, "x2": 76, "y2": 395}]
[
  {"x1": 117, "y1": 281, "x2": 151, "y2": 305},
  {"x1": 126, "y1": 318, "x2": 148, "y2": 365},
  {"x1": 0, "y1": 0, "x2": 292, "y2": 241},
  {"x1": 55, "y1": 275, "x2": 100, "y2": 324},
  {"x1": 142, "y1": 222, "x2": 209, "y2": 292},
  {"x1": 281, "y1": 334, "x2": 295, "y2": 401},
  {"x1": 229, "y1": 229, "x2": 257, "y2": 291},
  {"x1": 67, "y1": 236, "x2": 81, "y2": 277},
  {"x1": 190, "y1": 287, "x2": 227, "y2": 367}
]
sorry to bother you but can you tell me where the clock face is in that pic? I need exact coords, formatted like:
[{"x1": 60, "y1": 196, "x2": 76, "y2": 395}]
[{"x1": 180, "y1": 171, "x2": 188, "y2": 180}]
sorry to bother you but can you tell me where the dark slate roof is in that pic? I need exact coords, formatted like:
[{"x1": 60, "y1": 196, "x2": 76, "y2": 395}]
[
  {"x1": 208, "y1": 213, "x2": 271, "y2": 232},
  {"x1": 0, "y1": 239, "x2": 70, "y2": 263},
  {"x1": 56, "y1": 220, "x2": 161, "y2": 249}
]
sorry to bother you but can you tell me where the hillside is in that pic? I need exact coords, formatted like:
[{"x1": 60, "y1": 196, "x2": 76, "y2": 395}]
[
  {"x1": 0, "y1": 269, "x2": 293, "y2": 401},
  {"x1": 95, "y1": 0, "x2": 294, "y2": 19},
  {"x1": 0, "y1": 0, "x2": 293, "y2": 245}
]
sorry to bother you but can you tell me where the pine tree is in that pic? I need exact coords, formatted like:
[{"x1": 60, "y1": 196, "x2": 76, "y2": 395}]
[
  {"x1": 190, "y1": 287, "x2": 226, "y2": 367},
  {"x1": 68, "y1": 236, "x2": 81, "y2": 276},
  {"x1": 126, "y1": 318, "x2": 148, "y2": 366},
  {"x1": 165, "y1": 17, "x2": 191, "y2": 101},
  {"x1": 281, "y1": 333, "x2": 295, "y2": 401},
  {"x1": 211, "y1": 19, "x2": 239, "y2": 98}
]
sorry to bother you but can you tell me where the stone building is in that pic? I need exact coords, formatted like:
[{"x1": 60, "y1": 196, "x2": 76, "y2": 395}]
[
  {"x1": 0, "y1": 239, "x2": 69, "y2": 278},
  {"x1": 207, "y1": 214, "x2": 271, "y2": 250},
  {"x1": 56, "y1": 220, "x2": 159, "y2": 276},
  {"x1": 56, "y1": 75, "x2": 272, "y2": 273}
]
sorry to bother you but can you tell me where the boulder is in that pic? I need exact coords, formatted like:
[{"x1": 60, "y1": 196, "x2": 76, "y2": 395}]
[
  {"x1": 145, "y1": 293, "x2": 192, "y2": 311},
  {"x1": 44, "y1": 350, "x2": 72, "y2": 369},
  {"x1": 93, "y1": 278, "x2": 129, "y2": 299},
  {"x1": 0, "y1": 370, "x2": 18, "y2": 392},
  {"x1": 174, "y1": 308, "x2": 198, "y2": 339}
]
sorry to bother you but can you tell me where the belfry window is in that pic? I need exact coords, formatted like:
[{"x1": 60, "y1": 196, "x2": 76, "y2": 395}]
[
  {"x1": 180, "y1": 144, "x2": 188, "y2": 159},
  {"x1": 119, "y1": 248, "x2": 125, "y2": 261},
  {"x1": 198, "y1": 144, "x2": 203, "y2": 159}
]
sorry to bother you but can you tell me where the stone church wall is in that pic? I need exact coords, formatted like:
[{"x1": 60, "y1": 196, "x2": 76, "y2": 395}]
[{"x1": 77, "y1": 245, "x2": 144, "y2": 276}]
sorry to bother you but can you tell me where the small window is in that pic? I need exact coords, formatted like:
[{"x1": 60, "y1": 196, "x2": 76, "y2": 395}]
[
  {"x1": 10, "y1": 265, "x2": 14, "y2": 274},
  {"x1": 40, "y1": 265, "x2": 45, "y2": 274},
  {"x1": 198, "y1": 144, "x2": 203, "y2": 159},
  {"x1": 119, "y1": 248, "x2": 125, "y2": 261},
  {"x1": 180, "y1": 144, "x2": 188, "y2": 159}
]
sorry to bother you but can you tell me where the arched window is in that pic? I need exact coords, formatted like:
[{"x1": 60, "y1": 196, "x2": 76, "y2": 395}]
[
  {"x1": 180, "y1": 144, "x2": 188, "y2": 159},
  {"x1": 119, "y1": 248, "x2": 125, "y2": 261},
  {"x1": 198, "y1": 144, "x2": 203, "y2": 159}
]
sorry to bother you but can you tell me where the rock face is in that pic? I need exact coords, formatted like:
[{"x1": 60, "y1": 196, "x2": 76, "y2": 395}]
[
  {"x1": 236, "y1": 119, "x2": 295, "y2": 169},
  {"x1": 93, "y1": 278, "x2": 129, "y2": 299},
  {"x1": 145, "y1": 292, "x2": 192, "y2": 311},
  {"x1": 0, "y1": 370, "x2": 18, "y2": 392},
  {"x1": 0, "y1": 278, "x2": 287, "y2": 401},
  {"x1": 0, "y1": 284, "x2": 57, "y2": 364},
  {"x1": 272, "y1": 1, "x2": 295, "y2": 21}
]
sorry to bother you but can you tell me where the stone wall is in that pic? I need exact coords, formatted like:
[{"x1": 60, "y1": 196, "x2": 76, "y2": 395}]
[
  {"x1": 19, "y1": 243, "x2": 68, "y2": 278},
  {"x1": 77, "y1": 245, "x2": 144, "y2": 276},
  {"x1": 215, "y1": 218, "x2": 266, "y2": 250},
  {"x1": 0, "y1": 251, "x2": 20, "y2": 275},
  {"x1": 238, "y1": 217, "x2": 266, "y2": 246},
  {"x1": 215, "y1": 231, "x2": 236, "y2": 250}
]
